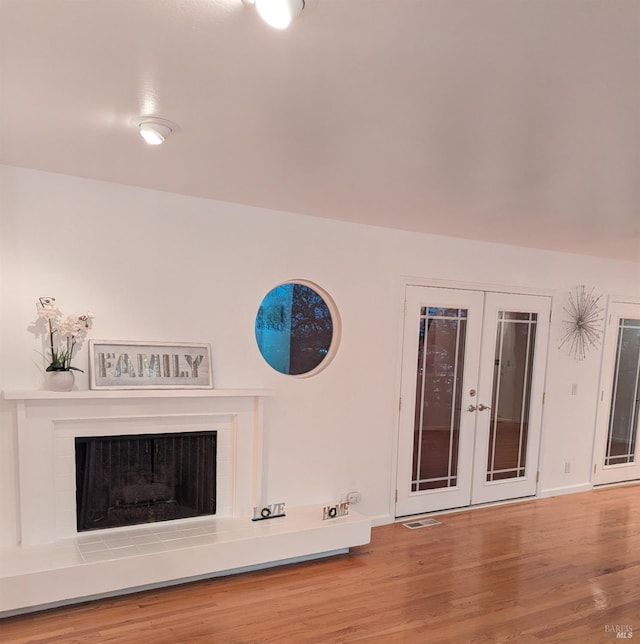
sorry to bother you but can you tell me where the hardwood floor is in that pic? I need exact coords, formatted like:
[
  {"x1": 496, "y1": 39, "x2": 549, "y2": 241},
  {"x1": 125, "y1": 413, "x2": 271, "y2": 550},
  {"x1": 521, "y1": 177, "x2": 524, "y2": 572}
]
[{"x1": 3, "y1": 484, "x2": 639, "y2": 643}]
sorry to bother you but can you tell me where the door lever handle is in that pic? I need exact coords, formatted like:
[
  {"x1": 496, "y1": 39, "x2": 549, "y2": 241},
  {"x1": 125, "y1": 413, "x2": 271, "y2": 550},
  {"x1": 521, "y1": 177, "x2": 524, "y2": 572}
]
[
  {"x1": 467, "y1": 404, "x2": 477, "y2": 412},
  {"x1": 478, "y1": 403, "x2": 491, "y2": 411}
]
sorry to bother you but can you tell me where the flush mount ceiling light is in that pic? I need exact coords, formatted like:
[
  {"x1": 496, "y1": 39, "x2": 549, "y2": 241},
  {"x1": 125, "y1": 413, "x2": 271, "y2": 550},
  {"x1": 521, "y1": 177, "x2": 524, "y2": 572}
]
[
  {"x1": 134, "y1": 117, "x2": 175, "y2": 145},
  {"x1": 252, "y1": 0, "x2": 305, "y2": 29}
]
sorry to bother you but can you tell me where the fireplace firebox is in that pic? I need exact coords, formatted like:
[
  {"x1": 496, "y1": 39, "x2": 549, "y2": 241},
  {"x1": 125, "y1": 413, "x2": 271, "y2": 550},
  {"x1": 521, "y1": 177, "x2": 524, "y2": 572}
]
[{"x1": 75, "y1": 431, "x2": 217, "y2": 532}]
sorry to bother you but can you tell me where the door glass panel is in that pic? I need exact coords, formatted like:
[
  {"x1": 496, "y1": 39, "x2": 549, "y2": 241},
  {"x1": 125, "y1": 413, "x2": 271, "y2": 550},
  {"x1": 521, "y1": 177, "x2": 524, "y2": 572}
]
[
  {"x1": 605, "y1": 318, "x2": 640, "y2": 466},
  {"x1": 412, "y1": 307, "x2": 467, "y2": 491},
  {"x1": 486, "y1": 311, "x2": 538, "y2": 481}
]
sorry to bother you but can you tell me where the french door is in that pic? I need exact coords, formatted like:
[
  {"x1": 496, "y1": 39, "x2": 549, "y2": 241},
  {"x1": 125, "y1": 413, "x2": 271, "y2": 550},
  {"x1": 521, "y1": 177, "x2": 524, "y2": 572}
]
[
  {"x1": 396, "y1": 286, "x2": 551, "y2": 517},
  {"x1": 593, "y1": 302, "x2": 640, "y2": 485}
]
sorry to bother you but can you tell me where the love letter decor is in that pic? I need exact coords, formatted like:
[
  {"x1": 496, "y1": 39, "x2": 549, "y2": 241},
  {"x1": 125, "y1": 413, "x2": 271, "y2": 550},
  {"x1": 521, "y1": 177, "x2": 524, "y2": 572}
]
[{"x1": 252, "y1": 502, "x2": 286, "y2": 521}]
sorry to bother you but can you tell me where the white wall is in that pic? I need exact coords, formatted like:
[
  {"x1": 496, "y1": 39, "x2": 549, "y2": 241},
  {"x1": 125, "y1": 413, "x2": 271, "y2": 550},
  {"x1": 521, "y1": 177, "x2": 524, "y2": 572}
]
[{"x1": 1, "y1": 164, "x2": 639, "y2": 545}]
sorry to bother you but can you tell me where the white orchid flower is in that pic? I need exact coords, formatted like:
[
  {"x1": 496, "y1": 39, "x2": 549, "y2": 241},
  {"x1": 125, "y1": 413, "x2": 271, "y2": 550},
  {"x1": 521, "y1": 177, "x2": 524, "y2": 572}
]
[{"x1": 34, "y1": 297, "x2": 95, "y2": 371}]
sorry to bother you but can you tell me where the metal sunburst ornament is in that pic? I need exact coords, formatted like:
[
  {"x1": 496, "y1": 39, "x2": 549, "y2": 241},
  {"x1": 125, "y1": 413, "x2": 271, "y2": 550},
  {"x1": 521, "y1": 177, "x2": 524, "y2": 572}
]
[{"x1": 558, "y1": 285, "x2": 604, "y2": 360}]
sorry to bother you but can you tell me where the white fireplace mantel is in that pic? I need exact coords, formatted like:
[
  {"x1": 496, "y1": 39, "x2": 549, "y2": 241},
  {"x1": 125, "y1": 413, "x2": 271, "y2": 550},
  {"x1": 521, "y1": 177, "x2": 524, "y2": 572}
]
[
  {"x1": 4, "y1": 388, "x2": 274, "y2": 546},
  {"x1": 1, "y1": 388, "x2": 371, "y2": 616}
]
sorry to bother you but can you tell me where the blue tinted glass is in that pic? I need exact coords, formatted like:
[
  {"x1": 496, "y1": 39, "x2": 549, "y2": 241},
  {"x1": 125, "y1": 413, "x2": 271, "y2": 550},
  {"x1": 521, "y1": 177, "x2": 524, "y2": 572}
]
[{"x1": 255, "y1": 283, "x2": 333, "y2": 375}]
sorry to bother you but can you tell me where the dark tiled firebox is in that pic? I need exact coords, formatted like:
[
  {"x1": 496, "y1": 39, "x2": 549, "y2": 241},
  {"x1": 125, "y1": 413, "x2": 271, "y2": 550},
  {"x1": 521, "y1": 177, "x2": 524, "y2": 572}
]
[{"x1": 75, "y1": 431, "x2": 216, "y2": 531}]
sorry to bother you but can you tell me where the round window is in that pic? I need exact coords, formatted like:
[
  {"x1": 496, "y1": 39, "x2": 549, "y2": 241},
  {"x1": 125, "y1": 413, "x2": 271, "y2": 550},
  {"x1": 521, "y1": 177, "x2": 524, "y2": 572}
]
[{"x1": 255, "y1": 281, "x2": 340, "y2": 376}]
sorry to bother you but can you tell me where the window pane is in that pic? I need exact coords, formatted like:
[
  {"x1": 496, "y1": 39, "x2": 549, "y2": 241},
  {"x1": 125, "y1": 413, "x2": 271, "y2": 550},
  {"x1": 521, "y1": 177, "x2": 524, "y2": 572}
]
[
  {"x1": 486, "y1": 312, "x2": 537, "y2": 481},
  {"x1": 255, "y1": 283, "x2": 335, "y2": 375},
  {"x1": 412, "y1": 308, "x2": 467, "y2": 491},
  {"x1": 605, "y1": 319, "x2": 640, "y2": 466}
]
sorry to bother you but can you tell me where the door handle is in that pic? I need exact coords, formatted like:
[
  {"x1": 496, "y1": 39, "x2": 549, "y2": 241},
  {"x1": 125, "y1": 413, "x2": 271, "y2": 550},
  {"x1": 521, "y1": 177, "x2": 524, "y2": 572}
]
[
  {"x1": 467, "y1": 404, "x2": 477, "y2": 412},
  {"x1": 478, "y1": 403, "x2": 491, "y2": 411}
]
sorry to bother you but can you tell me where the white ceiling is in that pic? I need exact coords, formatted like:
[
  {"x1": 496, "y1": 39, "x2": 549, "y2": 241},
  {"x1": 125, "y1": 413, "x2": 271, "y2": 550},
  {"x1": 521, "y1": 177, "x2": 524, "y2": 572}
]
[{"x1": 1, "y1": 0, "x2": 639, "y2": 261}]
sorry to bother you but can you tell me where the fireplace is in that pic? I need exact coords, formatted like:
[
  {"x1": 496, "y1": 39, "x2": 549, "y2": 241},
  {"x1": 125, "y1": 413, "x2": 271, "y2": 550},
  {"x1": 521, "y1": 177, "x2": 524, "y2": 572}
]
[
  {"x1": 75, "y1": 431, "x2": 217, "y2": 532},
  {"x1": 2, "y1": 389, "x2": 371, "y2": 615},
  {"x1": 8, "y1": 390, "x2": 267, "y2": 545}
]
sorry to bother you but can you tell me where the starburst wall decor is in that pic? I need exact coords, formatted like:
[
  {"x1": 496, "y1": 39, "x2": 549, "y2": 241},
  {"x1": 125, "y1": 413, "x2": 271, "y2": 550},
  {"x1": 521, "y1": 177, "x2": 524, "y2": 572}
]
[{"x1": 558, "y1": 285, "x2": 604, "y2": 360}]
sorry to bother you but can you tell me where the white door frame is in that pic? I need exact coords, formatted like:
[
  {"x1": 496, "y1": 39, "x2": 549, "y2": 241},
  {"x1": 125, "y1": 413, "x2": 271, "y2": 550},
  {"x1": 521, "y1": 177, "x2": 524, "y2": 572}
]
[
  {"x1": 470, "y1": 291, "x2": 551, "y2": 505},
  {"x1": 592, "y1": 296, "x2": 640, "y2": 486},
  {"x1": 390, "y1": 276, "x2": 554, "y2": 520}
]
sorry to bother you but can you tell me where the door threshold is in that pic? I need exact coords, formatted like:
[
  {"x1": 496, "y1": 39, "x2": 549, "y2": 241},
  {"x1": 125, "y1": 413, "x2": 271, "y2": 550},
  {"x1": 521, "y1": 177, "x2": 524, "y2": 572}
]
[
  {"x1": 592, "y1": 480, "x2": 640, "y2": 490},
  {"x1": 394, "y1": 495, "x2": 535, "y2": 523}
]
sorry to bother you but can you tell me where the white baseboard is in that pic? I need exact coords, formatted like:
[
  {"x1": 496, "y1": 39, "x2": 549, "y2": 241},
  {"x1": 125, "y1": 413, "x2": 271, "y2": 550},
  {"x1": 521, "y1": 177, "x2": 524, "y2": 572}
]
[
  {"x1": 539, "y1": 482, "x2": 593, "y2": 498},
  {"x1": 369, "y1": 513, "x2": 394, "y2": 527}
]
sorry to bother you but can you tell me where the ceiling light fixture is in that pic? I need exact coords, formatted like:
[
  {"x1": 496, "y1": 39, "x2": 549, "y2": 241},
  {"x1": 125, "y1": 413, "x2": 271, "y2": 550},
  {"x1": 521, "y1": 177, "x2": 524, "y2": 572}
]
[
  {"x1": 254, "y1": 0, "x2": 304, "y2": 29},
  {"x1": 137, "y1": 119, "x2": 173, "y2": 145}
]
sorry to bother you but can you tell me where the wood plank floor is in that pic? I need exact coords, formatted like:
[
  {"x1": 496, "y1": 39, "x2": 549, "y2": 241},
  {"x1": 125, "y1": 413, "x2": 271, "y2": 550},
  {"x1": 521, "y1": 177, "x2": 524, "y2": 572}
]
[{"x1": 2, "y1": 484, "x2": 639, "y2": 643}]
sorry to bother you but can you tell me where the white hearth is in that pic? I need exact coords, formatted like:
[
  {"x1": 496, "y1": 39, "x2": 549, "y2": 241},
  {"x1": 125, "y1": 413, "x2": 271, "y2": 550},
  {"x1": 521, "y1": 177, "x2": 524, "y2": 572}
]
[{"x1": 0, "y1": 390, "x2": 371, "y2": 615}]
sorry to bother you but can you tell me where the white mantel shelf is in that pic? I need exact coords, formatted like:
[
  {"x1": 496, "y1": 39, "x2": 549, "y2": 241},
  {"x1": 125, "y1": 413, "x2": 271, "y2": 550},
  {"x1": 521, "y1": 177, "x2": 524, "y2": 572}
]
[{"x1": 2, "y1": 388, "x2": 275, "y2": 400}]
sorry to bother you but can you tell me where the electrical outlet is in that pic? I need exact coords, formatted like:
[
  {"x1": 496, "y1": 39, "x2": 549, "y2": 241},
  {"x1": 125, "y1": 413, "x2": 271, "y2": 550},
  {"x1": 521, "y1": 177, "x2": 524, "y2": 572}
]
[
  {"x1": 571, "y1": 384, "x2": 578, "y2": 396},
  {"x1": 564, "y1": 462, "x2": 571, "y2": 474},
  {"x1": 347, "y1": 491, "x2": 362, "y2": 504}
]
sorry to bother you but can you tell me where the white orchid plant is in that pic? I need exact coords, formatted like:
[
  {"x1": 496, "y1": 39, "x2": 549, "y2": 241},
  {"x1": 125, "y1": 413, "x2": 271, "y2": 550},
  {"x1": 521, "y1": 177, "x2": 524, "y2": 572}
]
[{"x1": 36, "y1": 297, "x2": 95, "y2": 372}]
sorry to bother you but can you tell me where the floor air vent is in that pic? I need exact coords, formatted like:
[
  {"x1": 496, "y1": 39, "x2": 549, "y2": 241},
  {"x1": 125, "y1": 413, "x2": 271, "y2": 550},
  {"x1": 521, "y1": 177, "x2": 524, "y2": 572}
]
[{"x1": 403, "y1": 518, "x2": 441, "y2": 529}]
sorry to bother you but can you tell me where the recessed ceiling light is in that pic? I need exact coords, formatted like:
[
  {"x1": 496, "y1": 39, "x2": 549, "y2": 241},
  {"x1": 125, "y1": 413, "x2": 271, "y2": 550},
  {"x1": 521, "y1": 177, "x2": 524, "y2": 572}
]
[
  {"x1": 133, "y1": 117, "x2": 176, "y2": 145},
  {"x1": 139, "y1": 122, "x2": 170, "y2": 145},
  {"x1": 254, "y1": 0, "x2": 304, "y2": 29}
]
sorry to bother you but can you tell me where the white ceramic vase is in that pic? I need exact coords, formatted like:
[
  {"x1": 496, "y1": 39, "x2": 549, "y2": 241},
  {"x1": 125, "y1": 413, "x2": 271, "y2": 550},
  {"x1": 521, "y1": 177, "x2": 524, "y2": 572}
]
[{"x1": 45, "y1": 370, "x2": 75, "y2": 392}]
